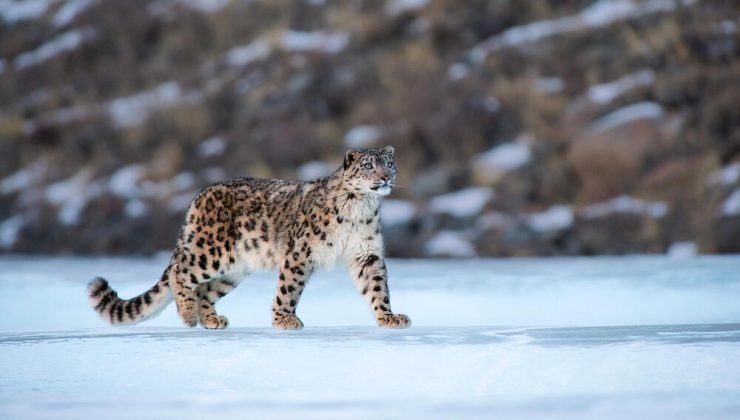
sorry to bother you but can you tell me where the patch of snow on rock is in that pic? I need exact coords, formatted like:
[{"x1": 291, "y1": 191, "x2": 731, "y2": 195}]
[
  {"x1": 447, "y1": 63, "x2": 470, "y2": 81},
  {"x1": 708, "y1": 162, "x2": 740, "y2": 186},
  {"x1": 381, "y1": 199, "x2": 416, "y2": 226},
  {"x1": 527, "y1": 205, "x2": 574, "y2": 233},
  {"x1": 200, "y1": 167, "x2": 226, "y2": 183},
  {"x1": 225, "y1": 39, "x2": 271, "y2": 67},
  {"x1": 179, "y1": 0, "x2": 230, "y2": 13},
  {"x1": 429, "y1": 187, "x2": 494, "y2": 218},
  {"x1": 0, "y1": 0, "x2": 57, "y2": 24},
  {"x1": 14, "y1": 28, "x2": 96, "y2": 69},
  {"x1": 667, "y1": 242, "x2": 697, "y2": 259},
  {"x1": 140, "y1": 172, "x2": 196, "y2": 197},
  {"x1": 0, "y1": 215, "x2": 25, "y2": 248},
  {"x1": 280, "y1": 30, "x2": 349, "y2": 54},
  {"x1": 477, "y1": 211, "x2": 516, "y2": 230},
  {"x1": 150, "y1": 0, "x2": 231, "y2": 15},
  {"x1": 470, "y1": 0, "x2": 695, "y2": 62},
  {"x1": 298, "y1": 161, "x2": 334, "y2": 181},
  {"x1": 720, "y1": 189, "x2": 740, "y2": 217},
  {"x1": 197, "y1": 136, "x2": 226, "y2": 157},
  {"x1": 344, "y1": 125, "x2": 383, "y2": 148},
  {"x1": 581, "y1": 195, "x2": 669, "y2": 219},
  {"x1": 589, "y1": 101, "x2": 663, "y2": 133},
  {"x1": 714, "y1": 20, "x2": 737, "y2": 35},
  {"x1": 386, "y1": 0, "x2": 428, "y2": 16},
  {"x1": 588, "y1": 70, "x2": 655, "y2": 104},
  {"x1": 107, "y1": 82, "x2": 200, "y2": 128},
  {"x1": 45, "y1": 169, "x2": 104, "y2": 225},
  {"x1": 52, "y1": 0, "x2": 94, "y2": 27},
  {"x1": 108, "y1": 164, "x2": 146, "y2": 199},
  {"x1": 472, "y1": 140, "x2": 532, "y2": 183},
  {"x1": 480, "y1": 96, "x2": 500, "y2": 113},
  {"x1": 534, "y1": 77, "x2": 564, "y2": 94},
  {"x1": 295, "y1": 161, "x2": 331, "y2": 181},
  {"x1": 1, "y1": 160, "x2": 47, "y2": 195},
  {"x1": 124, "y1": 199, "x2": 149, "y2": 218},
  {"x1": 168, "y1": 192, "x2": 195, "y2": 213},
  {"x1": 425, "y1": 230, "x2": 476, "y2": 257}
]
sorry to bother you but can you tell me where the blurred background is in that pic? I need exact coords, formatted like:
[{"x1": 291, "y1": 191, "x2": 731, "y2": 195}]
[{"x1": 0, "y1": 0, "x2": 738, "y2": 258}]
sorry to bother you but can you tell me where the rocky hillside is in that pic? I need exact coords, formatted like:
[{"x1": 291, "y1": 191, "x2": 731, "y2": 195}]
[{"x1": 0, "y1": 0, "x2": 739, "y2": 257}]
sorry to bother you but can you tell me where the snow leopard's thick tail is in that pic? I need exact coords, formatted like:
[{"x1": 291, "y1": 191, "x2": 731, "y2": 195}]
[{"x1": 87, "y1": 264, "x2": 175, "y2": 325}]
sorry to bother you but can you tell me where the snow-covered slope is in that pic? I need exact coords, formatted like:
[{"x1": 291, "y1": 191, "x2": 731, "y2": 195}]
[{"x1": 1, "y1": 256, "x2": 739, "y2": 418}]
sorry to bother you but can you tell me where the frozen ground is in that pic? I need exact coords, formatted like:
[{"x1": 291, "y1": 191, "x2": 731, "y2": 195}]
[{"x1": 1, "y1": 255, "x2": 740, "y2": 419}]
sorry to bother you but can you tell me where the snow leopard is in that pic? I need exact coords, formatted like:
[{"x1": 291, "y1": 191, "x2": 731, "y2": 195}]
[{"x1": 87, "y1": 146, "x2": 410, "y2": 330}]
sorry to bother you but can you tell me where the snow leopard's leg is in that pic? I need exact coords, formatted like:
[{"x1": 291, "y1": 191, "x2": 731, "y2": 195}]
[
  {"x1": 196, "y1": 277, "x2": 241, "y2": 329},
  {"x1": 169, "y1": 260, "x2": 200, "y2": 327},
  {"x1": 350, "y1": 253, "x2": 410, "y2": 328},
  {"x1": 272, "y1": 253, "x2": 314, "y2": 330}
]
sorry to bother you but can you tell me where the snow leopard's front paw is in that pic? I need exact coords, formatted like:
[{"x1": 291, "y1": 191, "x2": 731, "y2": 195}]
[
  {"x1": 377, "y1": 313, "x2": 411, "y2": 329},
  {"x1": 201, "y1": 314, "x2": 229, "y2": 330},
  {"x1": 273, "y1": 314, "x2": 304, "y2": 330}
]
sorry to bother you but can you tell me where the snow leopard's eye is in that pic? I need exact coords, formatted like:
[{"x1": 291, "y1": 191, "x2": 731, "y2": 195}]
[
  {"x1": 363, "y1": 163, "x2": 373, "y2": 169},
  {"x1": 386, "y1": 161, "x2": 394, "y2": 168}
]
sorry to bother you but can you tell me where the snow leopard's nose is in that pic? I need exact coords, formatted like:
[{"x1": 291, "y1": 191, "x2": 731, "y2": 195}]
[{"x1": 380, "y1": 175, "x2": 390, "y2": 183}]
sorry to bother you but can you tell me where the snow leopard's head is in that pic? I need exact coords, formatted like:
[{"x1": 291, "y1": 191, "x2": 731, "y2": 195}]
[{"x1": 342, "y1": 146, "x2": 397, "y2": 196}]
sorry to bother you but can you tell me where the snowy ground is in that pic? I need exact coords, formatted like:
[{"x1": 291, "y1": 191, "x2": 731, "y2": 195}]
[{"x1": 1, "y1": 255, "x2": 740, "y2": 419}]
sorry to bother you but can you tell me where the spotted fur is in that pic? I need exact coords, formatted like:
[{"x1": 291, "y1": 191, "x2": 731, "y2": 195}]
[{"x1": 88, "y1": 146, "x2": 410, "y2": 330}]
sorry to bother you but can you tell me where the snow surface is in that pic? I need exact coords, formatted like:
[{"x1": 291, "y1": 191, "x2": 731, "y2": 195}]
[
  {"x1": 589, "y1": 101, "x2": 664, "y2": 132},
  {"x1": 1, "y1": 255, "x2": 740, "y2": 419}
]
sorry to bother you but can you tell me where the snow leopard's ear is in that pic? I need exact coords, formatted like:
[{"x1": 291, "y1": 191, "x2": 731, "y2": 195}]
[
  {"x1": 383, "y1": 145, "x2": 395, "y2": 156},
  {"x1": 344, "y1": 149, "x2": 358, "y2": 170}
]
